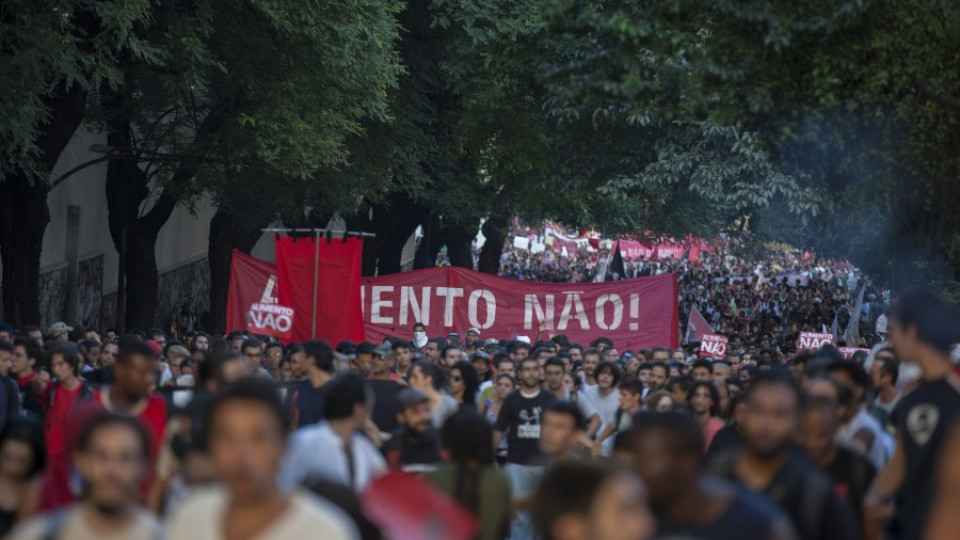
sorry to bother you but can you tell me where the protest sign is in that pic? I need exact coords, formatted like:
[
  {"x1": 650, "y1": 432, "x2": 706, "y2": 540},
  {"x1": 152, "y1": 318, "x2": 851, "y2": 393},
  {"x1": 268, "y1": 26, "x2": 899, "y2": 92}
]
[
  {"x1": 699, "y1": 334, "x2": 729, "y2": 358},
  {"x1": 798, "y1": 332, "x2": 834, "y2": 350},
  {"x1": 226, "y1": 250, "x2": 277, "y2": 334},
  {"x1": 838, "y1": 347, "x2": 870, "y2": 359},
  {"x1": 246, "y1": 303, "x2": 294, "y2": 339}
]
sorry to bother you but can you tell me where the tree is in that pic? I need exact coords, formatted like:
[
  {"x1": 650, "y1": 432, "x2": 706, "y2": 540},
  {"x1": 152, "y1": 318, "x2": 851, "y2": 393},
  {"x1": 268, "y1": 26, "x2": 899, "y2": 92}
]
[
  {"x1": 95, "y1": 0, "x2": 402, "y2": 330},
  {"x1": 0, "y1": 0, "x2": 155, "y2": 325}
]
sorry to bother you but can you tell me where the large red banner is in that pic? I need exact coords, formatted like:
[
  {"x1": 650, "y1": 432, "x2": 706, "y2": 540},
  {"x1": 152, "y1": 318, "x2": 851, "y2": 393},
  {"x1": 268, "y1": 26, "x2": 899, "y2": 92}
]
[
  {"x1": 228, "y1": 256, "x2": 678, "y2": 349},
  {"x1": 274, "y1": 236, "x2": 365, "y2": 343},
  {"x1": 362, "y1": 267, "x2": 678, "y2": 350}
]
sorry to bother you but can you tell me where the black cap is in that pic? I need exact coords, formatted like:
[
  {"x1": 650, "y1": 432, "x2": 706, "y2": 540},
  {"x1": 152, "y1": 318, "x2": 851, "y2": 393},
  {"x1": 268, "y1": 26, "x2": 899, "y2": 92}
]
[
  {"x1": 336, "y1": 340, "x2": 358, "y2": 355},
  {"x1": 356, "y1": 341, "x2": 377, "y2": 355}
]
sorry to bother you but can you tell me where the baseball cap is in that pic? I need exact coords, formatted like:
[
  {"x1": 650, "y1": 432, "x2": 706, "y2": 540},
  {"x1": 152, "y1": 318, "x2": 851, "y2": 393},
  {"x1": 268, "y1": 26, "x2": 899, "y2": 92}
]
[
  {"x1": 336, "y1": 340, "x2": 358, "y2": 357},
  {"x1": 398, "y1": 389, "x2": 430, "y2": 410},
  {"x1": 466, "y1": 327, "x2": 481, "y2": 336},
  {"x1": 356, "y1": 342, "x2": 377, "y2": 355},
  {"x1": 46, "y1": 322, "x2": 74, "y2": 337},
  {"x1": 373, "y1": 343, "x2": 394, "y2": 359}
]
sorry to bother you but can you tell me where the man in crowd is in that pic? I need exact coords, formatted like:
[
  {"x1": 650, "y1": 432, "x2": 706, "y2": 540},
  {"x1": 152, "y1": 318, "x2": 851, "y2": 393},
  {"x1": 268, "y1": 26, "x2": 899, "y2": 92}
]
[
  {"x1": 465, "y1": 327, "x2": 481, "y2": 349},
  {"x1": 581, "y1": 361, "x2": 621, "y2": 457},
  {"x1": 649, "y1": 362, "x2": 670, "y2": 392},
  {"x1": 288, "y1": 340, "x2": 336, "y2": 429},
  {"x1": 242, "y1": 338, "x2": 271, "y2": 379},
  {"x1": 621, "y1": 411, "x2": 795, "y2": 540},
  {"x1": 279, "y1": 373, "x2": 386, "y2": 493},
  {"x1": 10, "y1": 414, "x2": 161, "y2": 540},
  {"x1": 392, "y1": 340, "x2": 414, "y2": 379},
  {"x1": 538, "y1": 401, "x2": 588, "y2": 462},
  {"x1": 581, "y1": 348, "x2": 601, "y2": 387},
  {"x1": 12, "y1": 337, "x2": 48, "y2": 418},
  {"x1": 263, "y1": 342, "x2": 284, "y2": 380},
  {"x1": 46, "y1": 322, "x2": 73, "y2": 343},
  {"x1": 440, "y1": 344, "x2": 462, "y2": 369},
  {"x1": 866, "y1": 288, "x2": 960, "y2": 540},
  {"x1": 826, "y1": 360, "x2": 892, "y2": 469},
  {"x1": 494, "y1": 357, "x2": 557, "y2": 540},
  {"x1": 691, "y1": 359, "x2": 713, "y2": 381},
  {"x1": 532, "y1": 461, "x2": 654, "y2": 540},
  {"x1": 169, "y1": 378, "x2": 358, "y2": 540},
  {"x1": 423, "y1": 338, "x2": 443, "y2": 364},
  {"x1": 367, "y1": 344, "x2": 402, "y2": 434},
  {"x1": 381, "y1": 389, "x2": 442, "y2": 472},
  {"x1": 801, "y1": 396, "x2": 875, "y2": 535},
  {"x1": 869, "y1": 347, "x2": 900, "y2": 430},
  {"x1": 193, "y1": 332, "x2": 210, "y2": 351},
  {"x1": 708, "y1": 371, "x2": 858, "y2": 540}
]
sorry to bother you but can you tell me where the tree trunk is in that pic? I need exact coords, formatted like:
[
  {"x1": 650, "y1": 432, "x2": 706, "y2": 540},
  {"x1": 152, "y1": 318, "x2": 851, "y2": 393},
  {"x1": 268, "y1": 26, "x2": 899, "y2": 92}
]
[
  {"x1": 0, "y1": 177, "x2": 50, "y2": 326},
  {"x1": 0, "y1": 82, "x2": 86, "y2": 326},
  {"x1": 441, "y1": 222, "x2": 476, "y2": 269},
  {"x1": 208, "y1": 207, "x2": 265, "y2": 333},
  {"x1": 478, "y1": 214, "x2": 508, "y2": 274},
  {"x1": 414, "y1": 214, "x2": 442, "y2": 269},
  {"x1": 346, "y1": 191, "x2": 429, "y2": 276}
]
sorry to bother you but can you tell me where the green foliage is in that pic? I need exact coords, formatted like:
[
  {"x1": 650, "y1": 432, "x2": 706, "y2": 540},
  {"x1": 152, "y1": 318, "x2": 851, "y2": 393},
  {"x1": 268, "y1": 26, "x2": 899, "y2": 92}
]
[{"x1": 0, "y1": 0, "x2": 156, "y2": 180}]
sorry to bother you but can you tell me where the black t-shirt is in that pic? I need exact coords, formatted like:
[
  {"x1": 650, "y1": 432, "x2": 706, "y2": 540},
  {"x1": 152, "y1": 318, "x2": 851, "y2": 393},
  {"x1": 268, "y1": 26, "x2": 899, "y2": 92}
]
[
  {"x1": 891, "y1": 376, "x2": 960, "y2": 540},
  {"x1": 824, "y1": 446, "x2": 875, "y2": 537},
  {"x1": 381, "y1": 427, "x2": 442, "y2": 469},
  {"x1": 709, "y1": 449, "x2": 859, "y2": 540},
  {"x1": 495, "y1": 389, "x2": 556, "y2": 465},
  {"x1": 705, "y1": 423, "x2": 742, "y2": 460},
  {"x1": 368, "y1": 379, "x2": 403, "y2": 433},
  {"x1": 657, "y1": 486, "x2": 782, "y2": 540},
  {"x1": 288, "y1": 380, "x2": 326, "y2": 428}
]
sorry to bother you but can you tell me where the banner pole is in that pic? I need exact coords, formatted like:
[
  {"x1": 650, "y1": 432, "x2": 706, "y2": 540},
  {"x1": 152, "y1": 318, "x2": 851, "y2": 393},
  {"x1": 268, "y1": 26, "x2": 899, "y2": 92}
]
[{"x1": 312, "y1": 230, "x2": 320, "y2": 339}]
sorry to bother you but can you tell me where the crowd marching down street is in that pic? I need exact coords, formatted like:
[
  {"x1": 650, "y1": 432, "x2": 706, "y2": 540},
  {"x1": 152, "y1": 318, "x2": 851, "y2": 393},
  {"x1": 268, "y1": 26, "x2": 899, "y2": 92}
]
[{"x1": 0, "y1": 230, "x2": 958, "y2": 540}]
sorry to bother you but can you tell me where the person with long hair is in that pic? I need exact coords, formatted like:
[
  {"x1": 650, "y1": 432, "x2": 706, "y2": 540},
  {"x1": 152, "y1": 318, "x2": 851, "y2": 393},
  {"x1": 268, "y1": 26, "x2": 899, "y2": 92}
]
[
  {"x1": 428, "y1": 410, "x2": 511, "y2": 540},
  {"x1": 449, "y1": 361, "x2": 480, "y2": 408},
  {"x1": 687, "y1": 381, "x2": 725, "y2": 453},
  {"x1": 482, "y1": 374, "x2": 516, "y2": 463},
  {"x1": 0, "y1": 421, "x2": 45, "y2": 537},
  {"x1": 409, "y1": 362, "x2": 458, "y2": 429}
]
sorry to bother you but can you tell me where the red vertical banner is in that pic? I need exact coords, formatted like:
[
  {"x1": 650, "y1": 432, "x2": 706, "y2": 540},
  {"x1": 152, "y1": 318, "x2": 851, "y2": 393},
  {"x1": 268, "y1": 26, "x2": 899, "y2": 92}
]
[
  {"x1": 226, "y1": 250, "x2": 278, "y2": 334},
  {"x1": 274, "y1": 236, "x2": 365, "y2": 343}
]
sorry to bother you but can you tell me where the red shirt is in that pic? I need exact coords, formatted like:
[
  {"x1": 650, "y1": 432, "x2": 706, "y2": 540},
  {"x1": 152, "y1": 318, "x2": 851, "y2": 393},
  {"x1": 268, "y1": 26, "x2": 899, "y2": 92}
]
[
  {"x1": 44, "y1": 384, "x2": 87, "y2": 458},
  {"x1": 37, "y1": 391, "x2": 167, "y2": 512}
]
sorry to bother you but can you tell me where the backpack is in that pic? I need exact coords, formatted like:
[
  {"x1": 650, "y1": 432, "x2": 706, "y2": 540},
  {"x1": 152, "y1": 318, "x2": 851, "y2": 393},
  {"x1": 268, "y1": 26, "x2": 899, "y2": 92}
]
[{"x1": 47, "y1": 383, "x2": 93, "y2": 412}]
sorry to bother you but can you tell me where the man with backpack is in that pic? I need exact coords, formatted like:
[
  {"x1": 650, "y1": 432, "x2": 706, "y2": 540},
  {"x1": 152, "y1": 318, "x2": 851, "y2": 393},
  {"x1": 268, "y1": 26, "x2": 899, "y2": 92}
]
[
  {"x1": 44, "y1": 344, "x2": 93, "y2": 459},
  {"x1": 707, "y1": 371, "x2": 859, "y2": 540}
]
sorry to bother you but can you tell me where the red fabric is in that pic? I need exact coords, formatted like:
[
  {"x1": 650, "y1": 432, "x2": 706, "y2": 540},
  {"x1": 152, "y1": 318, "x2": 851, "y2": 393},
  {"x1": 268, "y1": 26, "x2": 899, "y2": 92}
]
[
  {"x1": 702, "y1": 417, "x2": 725, "y2": 453},
  {"x1": 274, "y1": 236, "x2": 365, "y2": 343},
  {"x1": 44, "y1": 384, "x2": 84, "y2": 458},
  {"x1": 685, "y1": 306, "x2": 713, "y2": 344},
  {"x1": 362, "y1": 472, "x2": 479, "y2": 540},
  {"x1": 226, "y1": 250, "x2": 278, "y2": 334},
  {"x1": 362, "y1": 267, "x2": 678, "y2": 350}
]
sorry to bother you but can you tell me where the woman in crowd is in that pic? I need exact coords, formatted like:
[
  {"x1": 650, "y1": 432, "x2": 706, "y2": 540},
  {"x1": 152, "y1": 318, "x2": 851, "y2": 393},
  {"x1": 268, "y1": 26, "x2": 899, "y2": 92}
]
[
  {"x1": 481, "y1": 374, "x2": 516, "y2": 464},
  {"x1": 428, "y1": 410, "x2": 511, "y2": 540},
  {"x1": 0, "y1": 421, "x2": 45, "y2": 537},
  {"x1": 409, "y1": 362, "x2": 458, "y2": 429},
  {"x1": 644, "y1": 390, "x2": 676, "y2": 412},
  {"x1": 449, "y1": 361, "x2": 480, "y2": 409},
  {"x1": 685, "y1": 381, "x2": 724, "y2": 452}
]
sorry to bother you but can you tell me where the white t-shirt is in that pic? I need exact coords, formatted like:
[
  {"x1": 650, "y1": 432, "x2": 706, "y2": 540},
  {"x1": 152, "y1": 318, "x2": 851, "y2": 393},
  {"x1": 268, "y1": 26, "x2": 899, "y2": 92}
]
[
  {"x1": 8, "y1": 506, "x2": 159, "y2": 540},
  {"x1": 578, "y1": 386, "x2": 620, "y2": 454},
  {"x1": 167, "y1": 487, "x2": 358, "y2": 540},
  {"x1": 278, "y1": 422, "x2": 387, "y2": 493}
]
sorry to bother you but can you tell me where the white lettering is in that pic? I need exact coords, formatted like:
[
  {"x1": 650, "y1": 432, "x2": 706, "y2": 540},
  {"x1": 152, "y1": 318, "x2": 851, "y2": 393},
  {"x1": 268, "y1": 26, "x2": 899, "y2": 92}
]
[
  {"x1": 371, "y1": 286, "x2": 395, "y2": 324},
  {"x1": 399, "y1": 286, "x2": 431, "y2": 326},
  {"x1": 524, "y1": 294, "x2": 555, "y2": 331},
  {"x1": 435, "y1": 287, "x2": 464, "y2": 327},
  {"x1": 557, "y1": 293, "x2": 590, "y2": 331},
  {"x1": 468, "y1": 289, "x2": 496, "y2": 329},
  {"x1": 595, "y1": 294, "x2": 623, "y2": 331}
]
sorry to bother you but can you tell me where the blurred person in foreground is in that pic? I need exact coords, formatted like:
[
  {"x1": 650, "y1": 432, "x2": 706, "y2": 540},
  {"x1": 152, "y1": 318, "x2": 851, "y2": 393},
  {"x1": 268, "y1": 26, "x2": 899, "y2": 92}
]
[
  {"x1": 532, "y1": 460, "x2": 654, "y2": 540},
  {"x1": 865, "y1": 288, "x2": 960, "y2": 540},
  {"x1": 168, "y1": 378, "x2": 358, "y2": 540},
  {"x1": 427, "y1": 410, "x2": 511, "y2": 540},
  {"x1": 619, "y1": 410, "x2": 795, "y2": 540},
  {"x1": 9, "y1": 414, "x2": 160, "y2": 540},
  {"x1": 707, "y1": 372, "x2": 859, "y2": 540}
]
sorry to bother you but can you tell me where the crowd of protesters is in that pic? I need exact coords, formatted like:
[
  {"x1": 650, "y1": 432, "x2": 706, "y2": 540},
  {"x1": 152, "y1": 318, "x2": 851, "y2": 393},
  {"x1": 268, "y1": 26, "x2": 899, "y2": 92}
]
[{"x1": 0, "y1": 278, "x2": 957, "y2": 538}]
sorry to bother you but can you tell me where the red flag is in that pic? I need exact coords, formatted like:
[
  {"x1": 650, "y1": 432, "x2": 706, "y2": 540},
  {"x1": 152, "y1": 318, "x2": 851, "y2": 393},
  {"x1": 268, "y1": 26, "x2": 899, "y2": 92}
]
[
  {"x1": 226, "y1": 250, "x2": 277, "y2": 334},
  {"x1": 274, "y1": 236, "x2": 365, "y2": 343},
  {"x1": 362, "y1": 472, "x2": 478, "y2": 540},
  {"x1": 685, "y1": 306, "x2": 713, "y2": 344}
]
